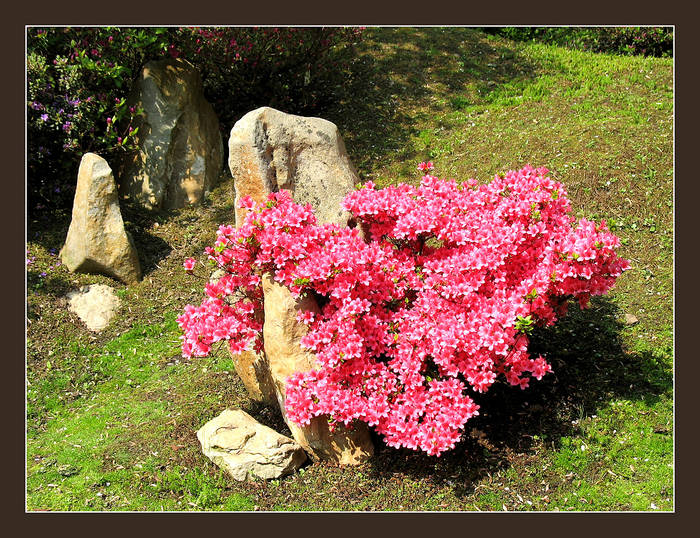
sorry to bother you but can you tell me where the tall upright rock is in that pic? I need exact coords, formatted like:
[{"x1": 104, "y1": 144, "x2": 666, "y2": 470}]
[
  {"x1": 60, "y1": 153, "x2": 141, "y2": 284},
  {"x1": 228, "y1": 107, "x2": 374, "y2": 464},
  {"x1": 262, "y1": 274, "x2": 374, "y2": 464},
  {"x1": 118, "y1": 58, "x2": 223, "y2": 210}
]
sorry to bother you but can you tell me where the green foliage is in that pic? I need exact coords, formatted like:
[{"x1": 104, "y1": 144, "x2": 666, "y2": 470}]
[
  {"x1": 514, "y1": 314, "x2": 534, "y2": 334},
  {"x1": 156, "y1": 467, "x2": 234, "y2": 510},
  {"x1": 482, "y1": 27, "x2": 673, "y2": 58},
  {"x1": 172, "y1": 28, "x2": 364, "y2": 135},
  {"x1": 26, "y1": 27, "x2": 364, "y2": 215},
  {"x1": 27, "y1": 27, "x2": 171, "y2": 211}
]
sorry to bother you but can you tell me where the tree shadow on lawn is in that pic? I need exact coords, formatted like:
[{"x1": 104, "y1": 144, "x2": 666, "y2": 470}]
[
  {"x1": 118, "y1": 201, "x2": 174, "y2": 277},
  {"x1": 363, "y1": 296, "x2": 672, "y2": 498},
  {"x1": 322, "y1": 27, "x2": 540, "y2": 178}
]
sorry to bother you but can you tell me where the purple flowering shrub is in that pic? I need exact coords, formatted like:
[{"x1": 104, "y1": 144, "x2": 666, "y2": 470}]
[{"x1": 27, "y1": 27, "x2": 167, "y2": 211}]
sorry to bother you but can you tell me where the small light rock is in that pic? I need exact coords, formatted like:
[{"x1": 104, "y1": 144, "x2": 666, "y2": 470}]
[
  {"x1": 624, "y1": 313, "x2": 639, "y2": 325},
  {"x1": 197, "y1": 409, "x2": 307, "y2": 482},
  {"x1": 66, "y1": 284, "x2": 121, "y2": 332}
]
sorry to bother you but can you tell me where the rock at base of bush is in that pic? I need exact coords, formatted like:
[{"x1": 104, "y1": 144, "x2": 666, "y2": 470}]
[
  {"x1": 65, "y1": 284, "x2": 121, "y2": 332},
  {"x1": 262, "y1": 273, "x2": 375, "y2": 464},
  {"x1": 60, "y1": 153, "x2": 141, "y2": 284},
  {"x1": 229, "y1": 348, "x2": 278, "y2": 407},
  {"x1": 282, "y1": 411, "x2": 376, "y2": 465},
  {"x1": 196, "y1": 409, "x2": 307, "y2": 482}
]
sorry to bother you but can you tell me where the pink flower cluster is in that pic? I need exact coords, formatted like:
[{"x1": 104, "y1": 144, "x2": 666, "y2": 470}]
[{"x1": 178, "y1": 165, "x2": 629, "y2": 456}]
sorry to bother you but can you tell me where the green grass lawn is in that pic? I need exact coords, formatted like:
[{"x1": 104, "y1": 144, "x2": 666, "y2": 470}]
[{"x1": 26, "y1": 27, "x2": 673, "y2": 511}]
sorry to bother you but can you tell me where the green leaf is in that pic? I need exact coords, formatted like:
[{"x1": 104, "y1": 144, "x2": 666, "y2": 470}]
[
  {"x1": 525, "y1": 288, "x2": 538, "y2": 301},
  {"x1": 515, "y1": 314, "x2": 534, "y2": 334}
]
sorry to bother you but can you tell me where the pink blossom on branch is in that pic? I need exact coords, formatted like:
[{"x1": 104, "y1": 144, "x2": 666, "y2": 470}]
[
  {"x1": 183, "y1": 257, "x2": 196, "y2": 271},
  {"x1": 177, "y1": 165, "x2": 629, "y2": 456}
]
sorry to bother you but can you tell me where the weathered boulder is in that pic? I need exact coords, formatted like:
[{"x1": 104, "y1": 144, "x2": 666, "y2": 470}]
[
  {"x1": 228, "y1": 106, "x2": 359, "y2": 227},
  {"x1": 230, "y1": 347, "x2": 277, "y2": 407},
  {"x1": 262, "y1": 274, "x2": 374, "y2": 465},
  {"x1": 66, "y1": 284, "x2": 121, "y2": 332},
  {"x1": 197, "y1": 409, "x2": 307, "y2": 481},
  {"x1": 227, "y1": 107, "x2": 373, "y2": 464},
  {"x1": 209, "y1": 270, "x2": 277, "y2": 406},
  {"x1": 118, "y1": 57, "x2": 223, "y2": 209},
  {"x1": 60, "y1": 153, "x2": 142, "y2": 284}
]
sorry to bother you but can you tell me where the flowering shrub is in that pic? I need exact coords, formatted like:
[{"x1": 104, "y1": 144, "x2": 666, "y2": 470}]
[
  {"x1": 581, "y1": 27, "x2": 673, "y2": 58},
  {"x1": 483, "y1": 27, "x2": 673, "y2": 58},
  {"x1": 27, "y1": 27, "x2": 170, "y2": 211},
  {"x1": 178, "y1": 165, "x2": 629, "y2": 456},
  {"x1": 173, "y1": 27, "x2": 365, "y2": 132}
]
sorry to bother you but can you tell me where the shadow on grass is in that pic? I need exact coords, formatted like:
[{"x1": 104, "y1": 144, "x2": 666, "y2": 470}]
[
  {"x1": 118, "y1": 202, "x2": 174, "y2": 277},
  {"x1": 27, "y1": 270, "x2": 75, "y2": 302},
  {"x1": 363, "y1": 296, "x2": 672, "y2": 497},
  {"x1": 26, "y1": 28, "x2": 539, "y2": 226},
  {"x1": 27, "y1": 200, "x2": 174, "y2": 280},
  {"x1": 207, "y1": 200, "x2": 238, "y2": 230},
  {"x1": 322, "y1": 27, "x2": 540, "y2": 177}
]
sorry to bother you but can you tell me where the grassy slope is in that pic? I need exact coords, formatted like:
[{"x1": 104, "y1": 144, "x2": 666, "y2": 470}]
[{"x1": 26, "y1": 28, "x2": 673, "y2": 511}]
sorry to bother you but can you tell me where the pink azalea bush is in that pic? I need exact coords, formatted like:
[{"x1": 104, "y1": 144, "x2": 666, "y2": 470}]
[{"x1": 177, "y1": 165, "x2": 629, "y2": 456}]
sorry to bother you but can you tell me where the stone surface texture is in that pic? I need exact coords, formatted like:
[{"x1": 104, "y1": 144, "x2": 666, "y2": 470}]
[
  {"x1": 227, "y1": 107, "x2": 374, "y2": 464},
  {"x1": 118, "y1": 58, "x2": 223, "y2": 209},
  {"x1": 66, "y1": 284, "x2": 121, "y2": 332},
  {"x1": 209, "y1": 269, "x2": 277, "y2": 406},
  {"x1": 624, "y1": 313, "x2": 640, "y2": 325},
  {"x1": 196, "y1": 409, "x2": 307, "y2": 481},
  {"x1": 230, "y1": 348, "x2": 278, "y2": 407},
  {"x1": 60, "y1": 153, "x2": 141, "y2": 284},
  {"x1": 228, "y1": 106, "x2": 359, "y2": 227},
  {"x1": 262, "y1": 274, "x2": 374, "y2": 464}
]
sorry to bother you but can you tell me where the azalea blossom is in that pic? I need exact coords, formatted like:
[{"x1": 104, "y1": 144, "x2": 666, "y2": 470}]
[
  {"x1": 178, "y1": 165, "x2": 629, "y2": 456},
  {"x1": 183, "y1": 258, "x2": 196, "y2": 271}
]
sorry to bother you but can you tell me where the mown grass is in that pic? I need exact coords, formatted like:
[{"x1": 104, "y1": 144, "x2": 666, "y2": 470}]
[{"x1": 26, "y1": 27, "x2": 673, "y2": 511}]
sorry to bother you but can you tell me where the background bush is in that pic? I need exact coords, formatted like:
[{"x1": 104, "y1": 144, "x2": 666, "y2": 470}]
[
  {"x1": 26, "y1": 27, "x2": 364, "y2": 215},
  {"x1": 481, "y1": 27, "x2": 673, "y2": 58}
]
